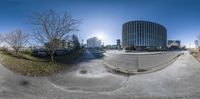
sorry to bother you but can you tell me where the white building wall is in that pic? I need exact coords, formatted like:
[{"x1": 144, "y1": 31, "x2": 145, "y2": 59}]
[{"x1": 87, "y1": 37, "x2": 101, "y2": 48}]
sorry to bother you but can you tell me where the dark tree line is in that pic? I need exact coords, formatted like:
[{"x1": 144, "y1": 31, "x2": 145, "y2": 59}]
[{"x1": 0, "y1": 9, "x2": 80, "y2": 62}]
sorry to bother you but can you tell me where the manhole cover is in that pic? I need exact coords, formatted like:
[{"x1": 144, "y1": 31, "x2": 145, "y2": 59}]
[
  {"x1": 19, "y1": 80, "x2": 29, "y2": 86},
  {"x1": 79, "y1": 69, "x2": 88, "y2": 74}
]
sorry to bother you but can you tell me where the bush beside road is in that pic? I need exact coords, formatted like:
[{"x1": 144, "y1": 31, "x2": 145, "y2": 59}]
[{"x1": 190, "y1": 49, "x2": 200, "y2": 62}]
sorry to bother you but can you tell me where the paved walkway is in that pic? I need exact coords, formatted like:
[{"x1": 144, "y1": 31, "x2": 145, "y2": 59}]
[
  {"x1": 47, "y1": 50, "x2": 127, "y2": 92},
  {"x1": 0, "y1": 51, "x2": 200, "y2": 99}
]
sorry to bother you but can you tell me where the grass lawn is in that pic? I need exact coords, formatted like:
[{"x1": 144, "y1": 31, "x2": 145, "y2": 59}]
[
  {"x1": 0, "y1": 49, "x2": 84, "y2": 76},
  {"x1": 190, "y1": 49, "x2": 200, "y2": 62}
]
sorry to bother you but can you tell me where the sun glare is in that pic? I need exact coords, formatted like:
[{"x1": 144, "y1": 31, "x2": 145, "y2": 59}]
[{"x1": 95, "y1": 32, "x2": 106, "y2": 40}]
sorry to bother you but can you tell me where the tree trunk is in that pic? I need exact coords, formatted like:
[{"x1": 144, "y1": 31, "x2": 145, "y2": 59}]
[
  {"x1": 16, "y1": 51, "x2": 19, "y2": 56},
  {"x1": 15, "y1": 48, "x2": 19, "y2": 57},
  {"x1": 51, "y1": 51, "x2": 54, "y2": 62}
]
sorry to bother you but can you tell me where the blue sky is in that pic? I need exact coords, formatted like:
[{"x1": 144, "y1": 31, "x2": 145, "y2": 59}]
[{"x1": 0, "y1": 0, "x2": 200, "y2": 47}]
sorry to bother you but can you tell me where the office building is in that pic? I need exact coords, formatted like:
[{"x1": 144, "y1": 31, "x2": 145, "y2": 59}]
[
  {"x1": 122, "y1": 20, "x2": 167, "y2": 50},
  {"x1": 117, "y1": 39, "x2": 121, "y2": 49}
]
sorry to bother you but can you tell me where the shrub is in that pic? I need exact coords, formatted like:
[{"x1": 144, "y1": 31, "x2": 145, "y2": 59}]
[
  {"x1": 0, "y1": 47, "x2": 8, "y2": 52},
  {"x1": 22, "y1": 50, "x2": 33, "y2": 55}
]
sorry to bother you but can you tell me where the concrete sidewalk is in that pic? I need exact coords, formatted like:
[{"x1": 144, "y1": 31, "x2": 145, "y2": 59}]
[{"x1": 0, "y1": 51, "x2": 200, "y2": 99}]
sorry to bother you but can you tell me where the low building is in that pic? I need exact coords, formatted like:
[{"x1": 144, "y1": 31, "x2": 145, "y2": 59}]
[
  {"x1": 43, "y1": 34, "x2": 80, "y2": 49},
  {"x1": 87, "y1": 37, "x2": 101, "y2": 48},
  {"x1": 168, "y1": 40, "x2": 181, "y2": 49},
  {"x1": 105, "y1": 45, "x2": 117, "y2": 49},
  {"x1": 44, "y1": 39, "x2": 69, "y2": 49}
]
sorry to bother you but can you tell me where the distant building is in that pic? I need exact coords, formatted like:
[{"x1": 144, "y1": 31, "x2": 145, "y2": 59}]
[
  {"x1": 117, "y1": 39, "x2": 121, "y2": 49},
  {"x1": 43, "y1": 34, "x2": 80, "y2": 50},
  {"x1": 168, "y1": 40, "x2": 181, "y2": 49},
  {"x1": 195, "y1": 40, "x2": 199, "y2": 48},
  {"x1": 45, "y1": 40, "x2": 65, "y2": 48},
  {"x1": 87, "y1": 37, "x2": 101, "y2": 48},
  {"x1": 44, "y1": 39, "x2": 72, "y2": 49},
  {"x1": 106, "y1": 45, "x2": 117, "y2": 49},
  {"x1": 60, "y1": 40, "x2": 67, "y2": 48}
]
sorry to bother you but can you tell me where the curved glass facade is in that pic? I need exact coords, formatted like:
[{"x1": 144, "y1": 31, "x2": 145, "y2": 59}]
[{"x1": 122, "y1": 20, "x2": 167, "y2": 50}]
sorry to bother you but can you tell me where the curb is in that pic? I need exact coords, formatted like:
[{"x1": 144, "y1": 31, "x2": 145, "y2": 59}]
[
  {"x1": 106, "y1": 51, "x2": 181, "y2": 56},
  {"x1": 103, "y1": 53, "x2": 183, "y2": 75}
]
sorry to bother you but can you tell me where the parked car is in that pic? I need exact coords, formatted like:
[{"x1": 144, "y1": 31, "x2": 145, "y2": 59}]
[
  {"x1": 32, "y1": 48, "x2": 72, "y2": 57},
  {"x1": 32, "y1": 48, "x2": 48, "y2": 57}
]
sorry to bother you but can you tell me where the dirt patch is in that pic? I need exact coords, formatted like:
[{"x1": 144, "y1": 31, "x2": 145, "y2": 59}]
[{"x1": 191, "y1": 50, "x2": 200, "y2": 62}]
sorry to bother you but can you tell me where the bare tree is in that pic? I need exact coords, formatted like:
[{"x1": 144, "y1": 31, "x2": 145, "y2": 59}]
[
  {"x1": 28, "y1": 9, "x2": 80, "y2": 62},
  {"x1": 0, "y1": 34, "x2": 3, "y2": 45},
  {"x1": 4, "y1": 29, "x2": 29, "y2": 56},
  {"x1": 0, "y1": 34, "x2": 4, "y2": 50},
  {"x1": 197, "y1": 34, "x2": 200, "y2": 51},
  {"x1": 72, "y1": 34, "x2": 80, "y2": 50}
]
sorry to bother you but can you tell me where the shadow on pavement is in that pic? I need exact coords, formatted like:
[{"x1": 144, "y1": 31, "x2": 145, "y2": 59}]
[{"x1": 72, "y1": 49, "x2": 106, "y2": 64}]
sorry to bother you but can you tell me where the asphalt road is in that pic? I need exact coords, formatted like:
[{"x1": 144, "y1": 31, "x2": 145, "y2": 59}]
[
  {"x1": 103, "y1": 51, "x2": 181, "y2": 73},
  {"x1": 0, "y1": 50, "x2": 200, "y2": 99}
]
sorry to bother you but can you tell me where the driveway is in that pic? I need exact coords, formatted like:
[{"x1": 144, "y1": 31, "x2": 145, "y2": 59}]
[{"x1": 0, "y1": 50, "x2": 200, "y2": 99}]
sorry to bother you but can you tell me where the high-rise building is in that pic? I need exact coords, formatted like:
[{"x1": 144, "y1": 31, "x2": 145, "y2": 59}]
[
  {"x1": 87, "y1": 37, "x2": 101, "y2": 48},
  {"x1": 122, "y1": 20, "x2": 167, "y2": 50},
  {"x1": 117, "y1": 39, "x2": 121, "y2": 49},
  {"x1": 195, "y1": 40, "x2": 199, "y2": 48}
]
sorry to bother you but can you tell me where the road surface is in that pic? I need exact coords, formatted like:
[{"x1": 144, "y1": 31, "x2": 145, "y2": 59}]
[
  {"x1": 0, "y1": 50, "x2": 200, "y2": 99},
  {"x1": 103, "y1": 51, "x2": 181, "y2": 73}
]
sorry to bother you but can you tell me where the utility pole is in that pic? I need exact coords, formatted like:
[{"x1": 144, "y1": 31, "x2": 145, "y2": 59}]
[{"x1": 82, "y1": 39, "x2": 84, "y2": 47}]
